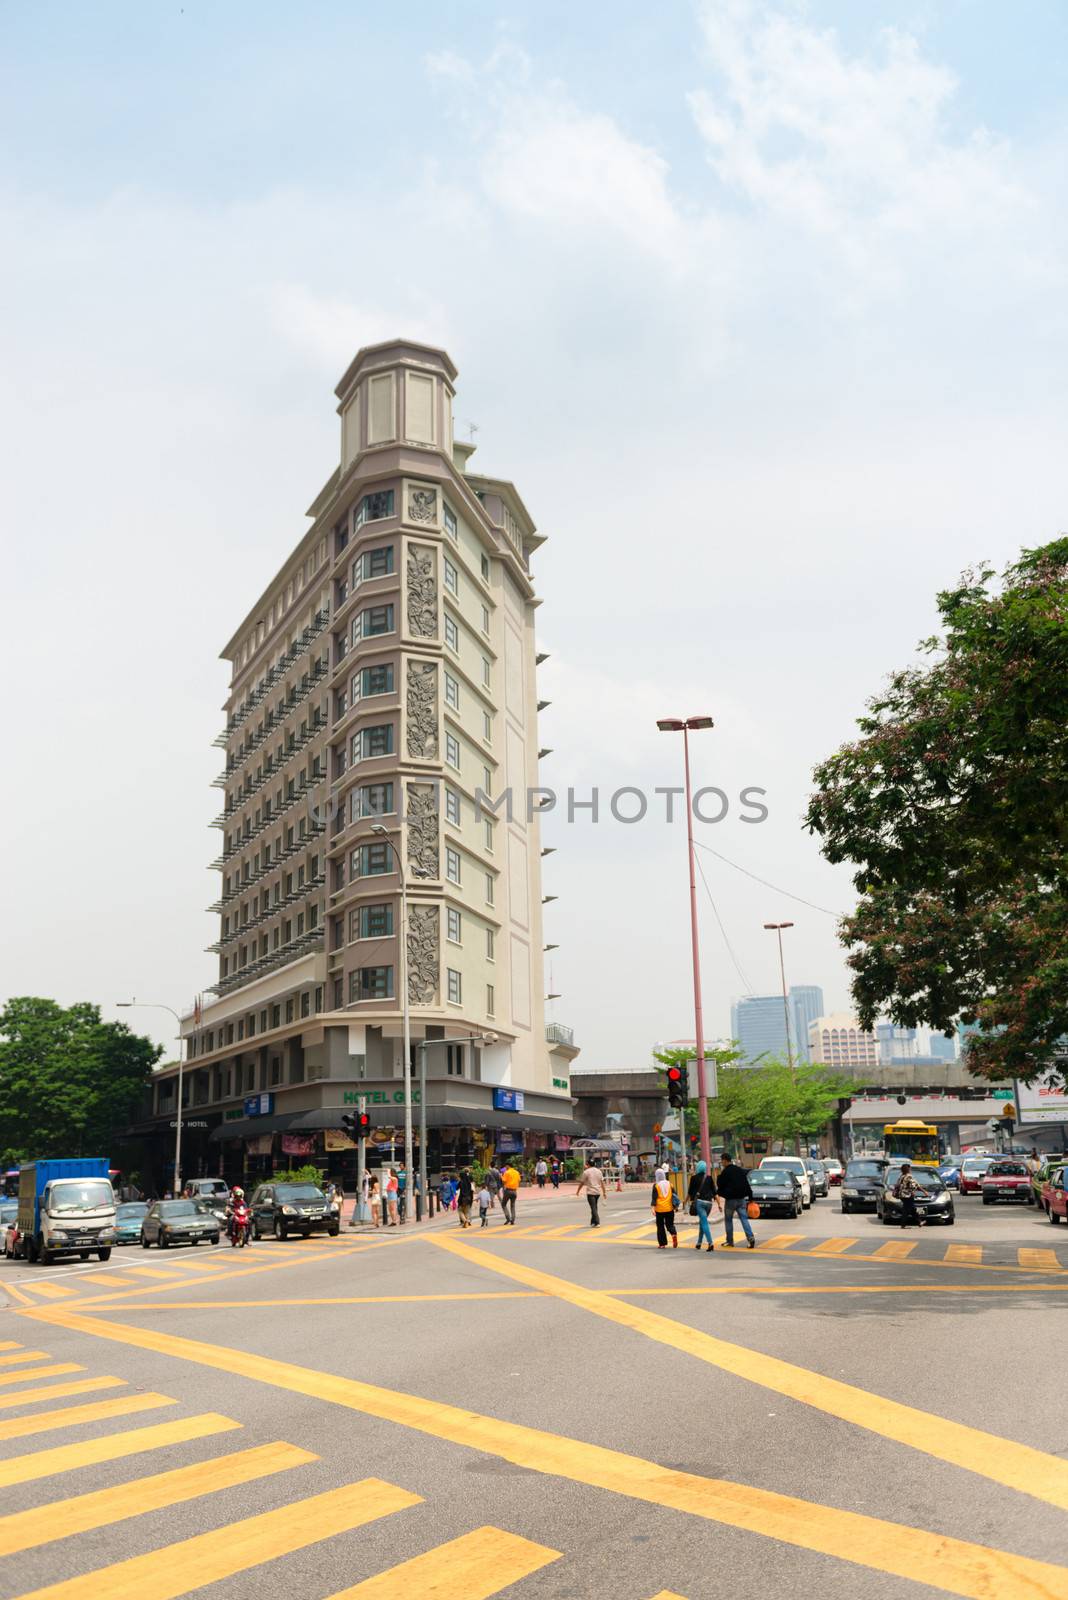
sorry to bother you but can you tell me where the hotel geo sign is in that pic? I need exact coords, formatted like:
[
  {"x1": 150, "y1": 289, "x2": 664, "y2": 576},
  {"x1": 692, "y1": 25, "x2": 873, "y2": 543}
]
[{"x1": 342, "y1": 1089, "x2": 421, "y2": 1106}]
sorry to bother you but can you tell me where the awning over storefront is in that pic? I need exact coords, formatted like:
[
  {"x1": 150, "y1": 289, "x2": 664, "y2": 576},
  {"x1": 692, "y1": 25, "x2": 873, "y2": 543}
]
[
  {"x1": 209, "y1": 1105, "x2": 584, "y2": 1140},
  {"x1": 209, "y1": 1114, "x2": 300, "y2": 1142}
]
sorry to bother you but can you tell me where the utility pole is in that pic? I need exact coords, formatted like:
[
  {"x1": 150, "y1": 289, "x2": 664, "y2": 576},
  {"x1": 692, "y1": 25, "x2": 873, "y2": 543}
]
[
  {"x1": 357, "y1": 1094, "x2": 367, "y2": 1223},
  {"x1": 764, "y1": 922, "x2": 798, "y2": 1154}
]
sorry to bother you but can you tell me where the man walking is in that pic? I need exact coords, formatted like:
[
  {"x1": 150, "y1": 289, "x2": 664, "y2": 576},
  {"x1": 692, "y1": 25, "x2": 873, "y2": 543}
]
[
  {"x1": 535, "y1": 1157, "x2": 548, "y2": 1190},
  {"x1": 500, "y1": 1160, "x2": 521, "y2": 1224},
  {"x1": 717, "y1": 1151, "x2": 756, "y2": 1249},
  {"x1": 893, "y1": 1161, "x2": 923, "y2": 1227},
  {"x1": 576, "y1": 1158, "x2": 608, "y2": 1226}
]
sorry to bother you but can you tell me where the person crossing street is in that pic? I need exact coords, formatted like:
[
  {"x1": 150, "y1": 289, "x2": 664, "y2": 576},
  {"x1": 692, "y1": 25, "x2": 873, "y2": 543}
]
[
  {"x1": 576, "y1": 1158, "x2": 608, "y2": 1226},
  {"x1": 651, "y1": 1167, "x2": 678, "y2": 1248},
  {"x1": 500, "y1": 1160, "x2": 521, "y2": 1224},
  {"x1": 717, "y1": 1152, "x2": 756, "y2": 1249},
  {"x1": 687, "y1": 1160, "x2": 719, "y2": 1252}
]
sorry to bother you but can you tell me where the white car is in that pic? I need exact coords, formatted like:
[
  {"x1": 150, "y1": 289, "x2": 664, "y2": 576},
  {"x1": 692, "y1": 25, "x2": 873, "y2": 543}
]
[{"x1": 759, "y1": 1157, "x2": 812, "y2": 1207}]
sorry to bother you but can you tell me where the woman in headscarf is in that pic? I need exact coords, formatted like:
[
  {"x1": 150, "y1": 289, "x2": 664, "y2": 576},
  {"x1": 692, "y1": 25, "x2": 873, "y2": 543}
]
[
  {"x1": 687, "y1": 1159, "x2": 718, "y2": 1252},
  {"x1": 650, "y1": 1167, "x2": 678, "y2": 1248}
]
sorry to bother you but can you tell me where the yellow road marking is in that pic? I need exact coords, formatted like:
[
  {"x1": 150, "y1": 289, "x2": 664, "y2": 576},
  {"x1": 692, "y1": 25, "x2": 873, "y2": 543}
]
[
  {"x1": 648, "y1": 1593, "x2": 688, "y2": 1599},
  {"x1": 20, "y1": 1282, "x2": 77, "y2": 1300},
  {"x1": 0, "y1": 1412, "x2": 238, "y2": 1488},
  {"x1": 120, "y1": 1266, "x2": 185, "y2": 1280},
  {"x1": 945, "y1": 1245, "x2": 982, "y2": 1265},
  {"x1": 432, "y1": 1234, "x2": 1068, "y2": 1514},
  {"x1": 0, "y1": 1440, "x2": 316, "y2": 1556},
  {"x1": 81, "y1": 1292, "x2": 543, "y2": 1311},
  {"x1": 325, "y1": 1525, "x2": 561, "y2": 1597},
  {"x1": 536, "y1": 1224, "x2": 587, "y2": 1240},
  {"x1": 0, "y1": 1282, "x2": 42, "y2": 1307},
  {"x1": 0, "y1": 1388, "x2": 168, "y2": 1440},
  {"x1": 0, "y1": 1363, "x2": 82, "y2": 1387},
  {"x1": 76, "y1": 1273, "x2": 136, "y2": 1286},
  {"x1": 0, "y1": 1350, "x2": 49, "y2": 1366},
  {"x1": 0, "y1": 1341, "x2": 23, "y2": 1351},
  {"x1": 809, "y1": 1238, "x2": 857, "y2": 1255},
  {"x1": 0, "y1": 1377, "x2": 126, "y2": 1413},
  {"x1": 872, "y1": 1240, "x2": 919, "y2": 1260},
  {"x1": 1018, "y1": 1247, "x2": 1061, "y2": 1270},
  {"x1": 757, "y1": 1233, "x2": 804, "y2": 1249},
  {"x1": 617, "y1": 1224, "x2": 657, "y2": 1242},
  {"x1": 26, "y1": 1308, "x2": 1068, "y2": 1600},
  {"x1": 10, "y1": 1478, "x2": 421, "y2": 1600}
]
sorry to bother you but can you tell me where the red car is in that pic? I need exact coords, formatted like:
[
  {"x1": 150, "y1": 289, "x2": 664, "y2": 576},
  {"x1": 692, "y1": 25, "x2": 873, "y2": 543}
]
[
  {"x1": 959, "y1": 1157, "x2": 994, "y2": 1194},
  {"x1": 981, "y1": 1160, "x2": 1034, "y2": 1205},
  {"x1": 1042, "y1": 1167, "x2": 1068, "y2": 1224}
]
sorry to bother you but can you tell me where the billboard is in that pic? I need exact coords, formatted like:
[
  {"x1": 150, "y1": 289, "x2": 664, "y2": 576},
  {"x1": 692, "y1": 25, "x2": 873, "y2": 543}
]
[{"x1": 1016, "y1": 1068, "x2": 1068, "y2": 1125}]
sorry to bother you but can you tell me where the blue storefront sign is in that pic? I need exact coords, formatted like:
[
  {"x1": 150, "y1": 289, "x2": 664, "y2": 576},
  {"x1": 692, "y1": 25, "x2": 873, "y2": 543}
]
[
  {"x1": 244, "y1": 1093, "x2": 275, "y2": 1118},
  {"x1": 496, "y1": 1131, "x2": 524, "y2": 1154},
  {"x1": 492, "y1": 1088, "x2": 525, "y2": 1113}
]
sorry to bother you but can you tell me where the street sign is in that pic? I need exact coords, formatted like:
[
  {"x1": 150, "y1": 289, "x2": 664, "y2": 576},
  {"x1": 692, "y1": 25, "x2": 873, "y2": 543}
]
[
  {"x1": 492, "y1": 1088, "x2": 525, "y2": 1112},
  {"x1": 243, "y1": 1093, "x2": 274, "y2": 1118}
]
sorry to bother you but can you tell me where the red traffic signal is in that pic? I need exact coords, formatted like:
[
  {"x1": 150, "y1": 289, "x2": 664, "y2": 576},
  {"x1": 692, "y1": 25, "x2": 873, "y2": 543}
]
[{"x1": 357, "y1": 1112, "x2": 371, "y2": 1134}]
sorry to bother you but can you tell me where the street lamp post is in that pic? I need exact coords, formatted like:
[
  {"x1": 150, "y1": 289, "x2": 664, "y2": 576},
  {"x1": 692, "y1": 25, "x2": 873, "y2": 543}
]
[
  {"x1": 657, "y1": 715, "x2": 714, "y2": 1168},
  {"x1": 371, "y1": 824, "x2": 413, "y2": 1218},
  {"x1": 116, "y1": 1000, "x2": 184, "y2": 1193},
  {"x1": 763, "y1": 921, "x2": 797, "y2": 1153}
]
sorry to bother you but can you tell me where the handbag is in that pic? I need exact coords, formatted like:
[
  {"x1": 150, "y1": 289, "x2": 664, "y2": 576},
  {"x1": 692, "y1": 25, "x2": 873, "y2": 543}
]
[
  {"x1": 746, "y1": 1201, "x2": 760, "y2": 1220},
  {"x1": 688, "y1": 1202, "x2": 697, "y2": 1216}
]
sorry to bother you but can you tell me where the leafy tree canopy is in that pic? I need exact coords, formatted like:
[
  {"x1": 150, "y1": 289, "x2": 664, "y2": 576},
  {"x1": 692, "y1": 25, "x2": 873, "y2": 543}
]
[
  {"x1": 807, "y1": 538, "x2": 1068, "y2": 1085},
  {"x1": 0, "y1": 997, "x2": 161, "y2": 1165},
  {"x1": 654, "y1": 1046, "x2": 855, "y2": 1151}
]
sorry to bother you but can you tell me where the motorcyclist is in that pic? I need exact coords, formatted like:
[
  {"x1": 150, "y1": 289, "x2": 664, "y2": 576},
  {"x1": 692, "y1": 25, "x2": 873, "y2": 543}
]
[{"x1": 226, "y1": 1186, "x2": 249, "y2": 1243}]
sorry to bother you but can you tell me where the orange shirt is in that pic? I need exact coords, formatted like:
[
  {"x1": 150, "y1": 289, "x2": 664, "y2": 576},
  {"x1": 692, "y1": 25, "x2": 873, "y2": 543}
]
[{"x1": 502, "y1": 1167, "x2": 520, "y2": 1191}]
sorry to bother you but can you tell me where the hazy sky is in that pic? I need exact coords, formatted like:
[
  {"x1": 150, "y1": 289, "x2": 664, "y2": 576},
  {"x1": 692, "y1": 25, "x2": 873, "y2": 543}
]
[{"x1": 2, "y1": 1, "x2": 1065, "y2": 1064}]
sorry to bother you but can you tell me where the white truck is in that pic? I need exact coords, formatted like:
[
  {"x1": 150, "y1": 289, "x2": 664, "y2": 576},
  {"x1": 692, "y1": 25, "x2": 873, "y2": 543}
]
[{"x1": 17, "y1": 1159, "x2": 117, "y2": 1263}]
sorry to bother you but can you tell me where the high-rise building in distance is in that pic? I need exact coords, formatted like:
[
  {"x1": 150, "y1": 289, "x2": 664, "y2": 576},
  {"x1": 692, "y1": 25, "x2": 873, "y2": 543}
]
[{"x1": 731, "y1": 986, "x2": 825, "y2": 1065}]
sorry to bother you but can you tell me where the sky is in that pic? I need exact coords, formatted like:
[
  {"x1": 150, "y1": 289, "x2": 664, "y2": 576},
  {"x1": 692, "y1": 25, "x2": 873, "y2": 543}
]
[{"x1": 1, "y1": 1, "x2": 1066, "y2": 1065}]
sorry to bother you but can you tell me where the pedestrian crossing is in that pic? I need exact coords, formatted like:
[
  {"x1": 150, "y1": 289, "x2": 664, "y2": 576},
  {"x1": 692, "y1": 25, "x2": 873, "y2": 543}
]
[{"x1": 0, "y1": 1337, "x2": 616, "y2": 1598}]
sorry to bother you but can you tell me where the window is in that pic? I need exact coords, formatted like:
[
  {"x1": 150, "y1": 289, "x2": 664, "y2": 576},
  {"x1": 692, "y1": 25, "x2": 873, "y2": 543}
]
[
  {"x1": 358, "y1": 902, "x2": 394, "y2": 939},
  {"x1": 443, "y1": 502, "x2": 457, "y2": 540},
  {"x1": 447, "y1": 968, "x2": 462, "y2": 1005},
  {"x1": 353, "y1": 546, "x2": 394, "y2": 585},
  {"x1": 352, "y1": 663, "x2": 394, "y2": 700},
  {"x1": 446, "y1": 1042, "x2": 464, "y2": 1075},
  {"x1": 486, "y1": 927, "x2": 495, "y2": 960},
  {"x1": 481, "y1": 656, "x2": 491, "y2": 687},
  {"x1": 353, "y1": 842, "x2": 392, "y2": 877},
  {"x1": 300, "y1": 991, "x2": 310, "y2": 1019},
  {"x1": 335, "y1": 516, "x2": 350, "y2": 557},
  {"x1": 487, "y1": 984, "x2": 495, "y2": 1016},
  {"x1": 444, "y1": 615, "x2": 459, "y2": 652},
  {"x1": 480, "y1": 553, "x2": 490, "y2": 581},
  {"x1": 352, "y1": 724, "x2": 393, "y2": 761},
  {"x1": 485, "y1": 872, "x2": 494, "y2": 905},
  {"x1": 446, "y1": 732, "x2": 460, "y2": 769},
  {"x1": 355, "y1": 490, "x2": 395, "y2": 528},
  {"x1": 285, "y1": 999, "x2": 295, "y2": 1023},
  {"x1": 446, "y1": 847, "x2": 461, "y2": 885},
  {"x1": 355, "y1": 604, "x2": 394, "y2": 640},
  {"x1": 444, "y1": 557, "x2": 458, "y2": 595},
  {"x1": 481, "y1": 605, "x2": 490, "y2": 635},
  {"x1": 483, "y1": 766, "x2": 493, "y2": 793},
  {"x1": 270, "y1": 1004, "x2": 281, "y2": 1029},
  {"x1": 482, "y1": 711, "x2": 492, "y2": 742},
  {"x1": 354, "y1": 782, "x2": 394, "y2": 819},
  {"x1": 484, "y1": 818, "x2": 493, "y2": 851},
  {"x1": 444, "y1": 673, "x2": 459, "y2": 710},
  {"x1": 333, "y1": 977, "x2": 344, "y2": 1009},
  {"x1": 445, "y1": 787, "x2": 460, "y2": 825},
  {"x1": 447, "y1": 907, "x2": 462, "y2": 943},
  {"x1": 351, "y1": 966, "x2": 394, "y2": 1001}
]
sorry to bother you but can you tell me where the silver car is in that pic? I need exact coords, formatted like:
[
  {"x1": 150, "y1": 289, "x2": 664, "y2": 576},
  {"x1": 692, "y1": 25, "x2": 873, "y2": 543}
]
[{"x1": 141, "y1": 1199, "x2": 220, "y2": 1248}]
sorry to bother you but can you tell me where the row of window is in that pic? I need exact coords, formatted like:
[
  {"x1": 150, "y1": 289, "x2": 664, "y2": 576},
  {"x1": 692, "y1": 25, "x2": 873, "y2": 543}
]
[
  {"x1": 340, "y1": 963, "x2": 494, "y2": 1018},
  {"x1": 189, "y1": 986, "x2": 325, "y2": 1056},
  {"x1": 220, "y1": 902, "x2": 322, "y2": 976}
]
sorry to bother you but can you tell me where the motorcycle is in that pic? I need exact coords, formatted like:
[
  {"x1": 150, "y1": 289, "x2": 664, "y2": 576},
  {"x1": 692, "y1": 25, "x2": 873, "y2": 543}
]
[{"x1": 228, "y1": 1202, "x2": 251, "y2": 1248}]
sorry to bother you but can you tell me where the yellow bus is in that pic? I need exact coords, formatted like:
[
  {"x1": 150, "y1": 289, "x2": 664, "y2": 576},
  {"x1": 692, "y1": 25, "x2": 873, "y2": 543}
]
[{"x1": 882, "y1": 1120, "x2": 940, "y2": 1168}]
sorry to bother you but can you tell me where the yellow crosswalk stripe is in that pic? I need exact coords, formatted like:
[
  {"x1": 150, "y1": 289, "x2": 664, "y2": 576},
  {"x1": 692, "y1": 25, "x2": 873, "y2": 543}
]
[
  {"x1": 757, "y1": 1234, "x2": 803, "y2": 1249},
  {"x1": 77, "y1": 1274, "x2": 135, "y2": 1287},
  {"x1": 537, "y1": 1224, "x2": 586, "y2": 1240},
  {"x1": 0, "y1": 1377, "x2": 125, "y2": 1414},
  {"x1": 0, "y1": 1393, "x2": 173, "y2": 1442},
  {"x1": 0, "y1": 1342, "x2": 23, "y2": 1351},
  {"x1": 872, "y1": 1240, "x2": 918, "y2": 1260},
  {"x1": 0, "y1": 1412, "x2": 240, "y2": 1489},
  {"x1": 0, "y1": 1440, "x2": 316, "y2": 1556},
  {"x1": 1018, "y1": 1248, "x2": 1063, "y2": 1270},
  {"x1": 0, "y1": 1363, "x2": 83, "y2": 1387},
  {"x1": 120, "y1": 1267, "x2": 185, "y2": 1280},
  {"x1": 619, "y1": 1223, "x2": 657, "y2": 1242},
  {"x1": 9, "y1": 1478, "x2": 421, "y2": 1600},
  {"x1": 809, "y1": 1239, "x2": 858, "y2": 1255},
  {"x1": 325, "y1": 1525, "x2": 561, "y2": 1597},
  {"x1": 21, "y1": 1283, "x2": 77, "y2": 1300},
  {"x1": 648, "y1": 1592, "x2": 689, "y2": 1599},
  {"x1": 0, "y1": 1350, "x2": 50, "y2": 1366},
  {"x1": 944, "y1": 1244, "x2": 982, "y2": 1265}
]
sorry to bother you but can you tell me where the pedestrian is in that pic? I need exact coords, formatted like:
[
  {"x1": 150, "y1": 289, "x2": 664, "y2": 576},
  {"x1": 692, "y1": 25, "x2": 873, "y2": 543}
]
[
  {"x1": 576, "y1": 1158, "x2": 608, "y2": 1227},
  {"x1": 368, "y1": 1174, "x2": 381, "y2": 1228},
  {"x1": 717, "y1": 1152, "x2": 756, "y2": 1249},
  {"x1": 650, "y1": 1167, "x2": 678, "y2": 1248},
  {"x1": 550, "y1": 1157, "x2": 560, "y2": 1190},
  {"x1": 500, "y1": 1160, "x2": 520, "y2": 1224},
  {"x1": 486, "y1": 1164, "x2": 502, "y2": 1208},
  {"x1": 893, "y1": 1161, "x2": 923, "y2": 1227},
  {"x1": 687, "y1": 1160, "x2": 719, "y2": 1252},
  {"x1": 386, "y1": 1169, "x2": 400, "y2": 1226},
  {"x1": 535, "y1": 1157, "x2": 548, "y2": 1190},
  {"x1": 396, "y1": 1166, "x2": 407, "y2": 1222},
  {"x1": 457, "y1": 1168, "x2": 474, "y2": 1227},
  {"x1": 478, "y1": 1181, "x2": 492, "y2": 1227}
]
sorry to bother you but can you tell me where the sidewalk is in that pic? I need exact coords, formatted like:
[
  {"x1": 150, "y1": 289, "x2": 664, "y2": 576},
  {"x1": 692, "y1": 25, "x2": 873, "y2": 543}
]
[{"x1": 340, "y1": 1178, "x2": 639, "y2": 1234}]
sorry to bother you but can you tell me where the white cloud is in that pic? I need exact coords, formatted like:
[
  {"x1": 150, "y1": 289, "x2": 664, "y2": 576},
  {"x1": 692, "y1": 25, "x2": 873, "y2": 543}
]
[{"x1": 267, "y1": 284, "x2": 452, "y2": 372}]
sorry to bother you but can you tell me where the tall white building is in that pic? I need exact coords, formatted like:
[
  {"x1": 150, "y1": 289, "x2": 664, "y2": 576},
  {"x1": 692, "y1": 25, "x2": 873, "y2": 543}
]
[{"x1": 808, "y1": 1013, "x2": 879, "y2": 1072}]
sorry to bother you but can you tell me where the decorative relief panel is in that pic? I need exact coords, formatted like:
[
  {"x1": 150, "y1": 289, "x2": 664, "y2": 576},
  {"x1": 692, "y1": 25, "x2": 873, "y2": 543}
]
[
  {"x1": 407, "y1": 545, "x2": 437, "y2": 638},
  {"x1": 408, "y1": 486, "x2": 438, "y2": 525},
  {"x1": 406, "y1": 661, "x2": 438, "y2": 760},
  {"x1": 407, "y1": 903, "x2": 439, "y2": 1006},
  {"x1": 406, "y1": 781, "x2": 440, "y2": 880}
]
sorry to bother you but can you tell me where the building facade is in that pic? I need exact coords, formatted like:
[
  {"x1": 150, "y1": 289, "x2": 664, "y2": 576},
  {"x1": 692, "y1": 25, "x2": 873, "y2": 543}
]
[
  {"x1": 731, "y1": 986, "x2": 825, "y2": 1066},
  {"x1": 140, "y1": 340, "x2": 579, "y2": 1187},
  {"x1": 808, "y1": 1012, "x2": 879, "y2": 1071}
]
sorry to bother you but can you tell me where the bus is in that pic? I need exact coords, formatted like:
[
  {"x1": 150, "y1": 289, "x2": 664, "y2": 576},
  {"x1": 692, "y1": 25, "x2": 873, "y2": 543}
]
[{"x1": 882, "y1": 1120, "x2": 940, "y2": 1168}]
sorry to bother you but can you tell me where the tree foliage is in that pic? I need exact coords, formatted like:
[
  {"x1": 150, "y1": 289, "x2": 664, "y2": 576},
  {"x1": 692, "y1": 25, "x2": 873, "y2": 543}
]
[
  {"x1": 654, "y1": 1046, "x2": 855, "y2": 1151},
  {"x1": 0, "y1": 997, "x2": 160, "y2": 1164},
  {"x1": 807, "y1": 539, "x2": 1068, "y2": 1085}
]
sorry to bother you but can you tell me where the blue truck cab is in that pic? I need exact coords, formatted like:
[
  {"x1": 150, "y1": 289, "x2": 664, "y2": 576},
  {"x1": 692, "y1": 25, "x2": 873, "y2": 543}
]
[{"x1": 17, "y1": 1159, "x2": 117, "y2": 1264}]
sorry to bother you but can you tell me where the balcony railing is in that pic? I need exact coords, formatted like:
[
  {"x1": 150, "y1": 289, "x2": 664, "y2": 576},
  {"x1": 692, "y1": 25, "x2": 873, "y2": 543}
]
[
  {"x1": 209, "y1": 928, "x2": 324, "y2": 998},
  {"x1": 545, "y1": 1022, "x2": 574, "y2": 1047}
]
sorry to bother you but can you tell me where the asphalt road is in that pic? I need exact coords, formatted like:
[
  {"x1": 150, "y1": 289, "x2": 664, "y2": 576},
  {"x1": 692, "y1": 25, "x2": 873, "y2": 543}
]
[{"x1": 0, "y1": 1184, "x2": 1066, "y2": 1600}]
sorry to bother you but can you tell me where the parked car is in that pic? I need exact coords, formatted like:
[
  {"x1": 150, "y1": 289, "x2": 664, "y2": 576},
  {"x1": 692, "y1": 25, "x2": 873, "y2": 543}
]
[
  {"x1": 758, "y1": 1157, "x2": 812, "y2": 1207},
  {"x1": 937, "y1": 1158, "x2": 962, "y2": 1190},
  {"x1": 140, "y1": 1199, "x2": 220, "y2": 1248},
  {"x1": 804, "y1": 1159, "x2": 830, "y2": 1198},
  {"x1": 959, "y1": 1157, "x2": 995, "y2": 1194},
  {"x1": 1031, "y1": 1156, "x2": 1068, "y2": 1208},
  {"x1": 748, "y1": 1169, "x2": 803, "y2": 1218},
  {"x1": 249, "y1": 1182, "x2": 339, "y2": 1240},
  {"x1": 114, "y1": 1201, "x2": 149, "y2": 1245},
  {"x1": 1041, "y1": 1166, "x2": 1068, "y2": 1224},
  {"x1": 840, "y1": 1158, "x2": 888, "y2": 1213},
  {"x1": 981, "y1": 1161, "x2": 1034, "y2": 1205},
  {"x1": 0, "y1": 1200, "x2": 19, "y2": 1257},
  {"x1": 878, "y1": 1166, "x2": 955, "y2": 1225},
  {"x1": 823, "y1": 1158, "x2": 844, "y2": 1187}
]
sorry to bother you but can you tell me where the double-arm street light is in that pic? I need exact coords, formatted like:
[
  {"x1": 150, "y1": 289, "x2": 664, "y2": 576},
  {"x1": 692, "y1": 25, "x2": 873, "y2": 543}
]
[
  {"x1": 656, "y1": 714, "x2": 715, "y2": 1168},
  {"x1": 116, "y1": 1000, "x2": 184, "y2": 1192}
]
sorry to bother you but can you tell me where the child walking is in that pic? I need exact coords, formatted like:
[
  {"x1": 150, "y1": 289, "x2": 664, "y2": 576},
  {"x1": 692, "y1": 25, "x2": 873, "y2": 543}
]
[{"x1": 478, "y1": 1183, "x2": 492, "y2": 1227}]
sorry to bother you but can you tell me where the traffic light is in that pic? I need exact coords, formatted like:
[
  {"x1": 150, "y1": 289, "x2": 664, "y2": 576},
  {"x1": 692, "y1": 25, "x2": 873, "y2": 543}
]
[
  {"x1": 342, "y1": 1111, "x2": 372, "y2": 1137},
  {"x1": 666, "y1": 1064, "x2": 689, "y2": 1108},
  {"x1": 341, "y1": 1113, "x2": 356, "y2": 1137},
  {"x1": 357, "y1": 1111, "x2": 371, "y2": 1135}
]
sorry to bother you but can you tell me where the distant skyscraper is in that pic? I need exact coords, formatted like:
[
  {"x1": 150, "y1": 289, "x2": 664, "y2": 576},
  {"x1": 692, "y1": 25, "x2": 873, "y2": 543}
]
[
  {"x1": 789, "y1": 986, "x2": 824, "y2": 1065},
  {"x1": 809, "y1": 1013, "x2": 879, "y2": 1071},
  {"x1": 732, "y1": 985, "x2": 825, "y2": 1066}
]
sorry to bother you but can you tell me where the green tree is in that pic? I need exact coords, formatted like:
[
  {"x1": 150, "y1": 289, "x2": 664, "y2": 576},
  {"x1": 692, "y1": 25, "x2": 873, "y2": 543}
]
[
  {"x1": 807, "y1": 538, "x2": 1068, "y2": 1086},
  {"x1": 0, "y1": 997, "x2": 160, "y2": 1164},
  {"x1": 742, "y1": 1059, "x2": 859, "y2": 1152}
]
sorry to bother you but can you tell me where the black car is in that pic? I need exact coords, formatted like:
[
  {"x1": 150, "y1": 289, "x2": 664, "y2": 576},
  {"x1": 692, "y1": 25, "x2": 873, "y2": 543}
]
[
  {"x1": 840, "y1": 1159, "x2": 888, "y2": 1213},
  {"x1": 804, "y1": 1159, "x2": 830, "y2": 1198},
  {"x1": 877, "y1": 1167, "x2": 955, "y2": 1226},
  {"x1": 141, "y1": 1199, "x2": 220, "y2": 1248},
  {"x1": 250, "y1": 1182, "x2": 339, "y2": 1240},
  {"x1": 748, "y1": 1169, "x2": 803, "y2": 1218}
]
